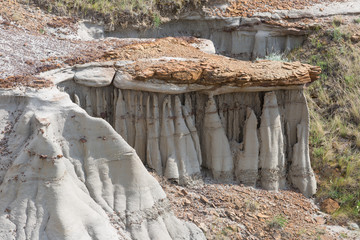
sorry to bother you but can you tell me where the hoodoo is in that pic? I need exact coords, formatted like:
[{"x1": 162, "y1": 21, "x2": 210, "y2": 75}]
[{"x1": 45, "y1": 37, "x2": 320, "y2": 197}]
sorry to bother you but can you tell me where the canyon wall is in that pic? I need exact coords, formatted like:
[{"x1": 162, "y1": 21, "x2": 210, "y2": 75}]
[{"x1": 77, "y1": 1, "x2": 360, "y2": 60}]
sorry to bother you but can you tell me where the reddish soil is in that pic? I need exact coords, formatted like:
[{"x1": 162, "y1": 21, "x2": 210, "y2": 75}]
[{"x1": 152, "y1": 172, "x2": 359, "y2": 240}]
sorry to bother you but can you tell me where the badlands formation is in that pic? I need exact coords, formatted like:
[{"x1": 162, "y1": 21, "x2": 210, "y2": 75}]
[
  {"x1": 1, "y1": 32, "x2": 322, "y2": 239},
  {"x1": 43, "y1": 37, "x2": 321, "y2": 197},
  {"x1": 3, "y1": 0, "x2": 360, "y2": 238},
  {"x1": 41, "y1": 38, "x2": 320, "y2": 196}
]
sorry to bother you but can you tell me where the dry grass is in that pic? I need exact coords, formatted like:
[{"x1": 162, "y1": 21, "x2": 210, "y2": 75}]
[
  {"x1": 24, "y1": 0, "x2": 208, "y2": 29},
  {"x1": 288, "y1": 20, "x2": 360, "y2": 224}
]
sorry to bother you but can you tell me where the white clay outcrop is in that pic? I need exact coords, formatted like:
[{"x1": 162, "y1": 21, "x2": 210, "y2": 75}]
[
  {"x1": 289, "y1": 120, "x2": 317, "y2": 197},
  {"x1": 0, "y1": 31, "x2": 322, "y2": 240},
  {"x1": 0, "y1": 88, "x2": 205, "y2": 240},
  {"x1": 160, "y1": 96, "x2": 177, "y2": 179},
  {"x1": 173, "y1": 96, "x2": 201, "y2": 181},
  {"x1": 145, "y1": 94, "x2": 162, "y2": 175}
]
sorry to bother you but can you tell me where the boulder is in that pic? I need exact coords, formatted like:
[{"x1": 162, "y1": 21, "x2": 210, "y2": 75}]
[{"x1": 320, "y1": 198, "x2": 340, "y2": 214}]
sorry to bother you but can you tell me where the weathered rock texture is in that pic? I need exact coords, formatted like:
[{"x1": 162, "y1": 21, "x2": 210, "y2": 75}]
[
  {"x1": 43, "y1": 38, "x2": 319, "y2": 196},
  {"x1": 0, "y1": 88, "x2": 205, "y2": 240}
]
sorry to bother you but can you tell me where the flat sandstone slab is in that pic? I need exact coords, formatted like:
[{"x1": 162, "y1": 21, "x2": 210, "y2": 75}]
[{"x1": 74, "y1": 67, "x2": 115, "y2": 87}]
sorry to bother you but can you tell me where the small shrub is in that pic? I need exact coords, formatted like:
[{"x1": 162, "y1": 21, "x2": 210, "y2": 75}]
[
  {"x1": 264, "y1": 53, "x2": 288, "y2": 62},
  {"x1": 153, "y1": 13, "x2": 161, "y2": 28},
  {"x1": 316, "y1": 40, "x2": 324, "y2": 49},
  {"x1": 332, "y1": 18, "x2": 343, "y2": 27},
  {"x1": 332, "y1": 28, "x2": 343, "y2": 42},
  {"x1": 344, "y1": 75, "x2": 355, "y2": 86},
  {"x1": 267, "y1": 215, "x2": 288, "y2": 229}
]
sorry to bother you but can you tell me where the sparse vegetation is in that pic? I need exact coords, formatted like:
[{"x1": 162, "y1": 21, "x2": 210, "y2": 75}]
[
  {"x1": 267, "y1": 215, "x2": 288, "y2": 229},
  {"x1": 26, "y1": 0, "x2": 209, "y2": 28},
  {"x1": 288, "y1": 21, "x2": 360, "y2": 225},
  {"x1": 257, "y1": 52, "x2": 289, "y2": 62}
]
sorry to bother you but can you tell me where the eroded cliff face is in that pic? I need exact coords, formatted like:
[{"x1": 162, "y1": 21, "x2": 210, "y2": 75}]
[
  {"x1": 0, "y1": 88, "x2": 204, "y2": 240},
  {"x1": 38, "y1": 38, "x2": 319, "y2": 197},
  {"x1": 58, "y1": 81, "x2": 316, "y2": 196}
]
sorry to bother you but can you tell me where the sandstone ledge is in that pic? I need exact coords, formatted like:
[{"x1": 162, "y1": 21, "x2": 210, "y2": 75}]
[
  {"x1": 106, "y1": 38, "x2": 321, "y2": 87},
  {"x1": 40, "y1": 38, "x2": 320, "y2": 89}
]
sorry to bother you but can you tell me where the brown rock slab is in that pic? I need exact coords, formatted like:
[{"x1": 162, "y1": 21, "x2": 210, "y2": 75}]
[
  {"x1": 182, "y1": 198, "x2": 191, "y2": 206},
  {"x1": 257, "y1": 213, "x2": 270, "y2": 219},
  {"x1": 320, "y1": 199, "x2": 340, "y2": 214},
  {"x1": 110, "y1": 38, "x2": 321, "y2": 88}
]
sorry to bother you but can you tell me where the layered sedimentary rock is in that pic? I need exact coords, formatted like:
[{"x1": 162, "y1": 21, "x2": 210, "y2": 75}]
[
  {"x1": 44, "y1": 38, "x2": 319, "y2": 196},
  {"x1": 0, "y1": 88, "x2": 204, "y2": 240}
]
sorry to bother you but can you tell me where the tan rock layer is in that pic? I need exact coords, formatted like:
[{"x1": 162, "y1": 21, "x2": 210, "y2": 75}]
[
  {"x1": 1, "y1": 37, "x2": 320, "y2": 89},
  {"x1": 108, "y1": 38, "x2": 321, "y2": 87}
]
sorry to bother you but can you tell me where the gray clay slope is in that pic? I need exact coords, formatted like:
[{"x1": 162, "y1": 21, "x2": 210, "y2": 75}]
[{"x1": 0, "y1": 88, "x2": 205, "y2": 240}]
